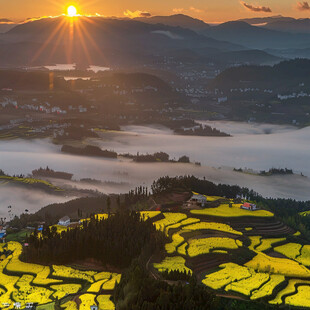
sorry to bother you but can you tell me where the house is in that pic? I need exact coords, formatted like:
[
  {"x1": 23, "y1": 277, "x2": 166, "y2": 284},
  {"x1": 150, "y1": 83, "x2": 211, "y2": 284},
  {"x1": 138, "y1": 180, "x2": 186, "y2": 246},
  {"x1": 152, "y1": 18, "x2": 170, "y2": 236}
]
[
  {"x1": 241, "y1": 202, "x2": 258, "y2": 211},
  {"x1": 58, "y1": 216, "x2": 70, "y2": 227},
  {"x1": 190, "y1": 193, "x2": 207, "y2": 207},
  {"x1": 0, "y1": 226, "x2": 6, "y2": 243},
  {"x1": 90, "y1": 305, "x2": 98, "y2": 310},
  {"x1": 25, "y1": 303, "x2": 37, "y2": 310}
]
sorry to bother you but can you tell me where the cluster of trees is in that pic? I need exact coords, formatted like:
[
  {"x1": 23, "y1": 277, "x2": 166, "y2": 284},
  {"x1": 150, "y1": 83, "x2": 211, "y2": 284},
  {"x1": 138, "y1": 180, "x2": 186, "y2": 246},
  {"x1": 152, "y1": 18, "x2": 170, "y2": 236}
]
[
  {"x1": 151, "y1": 176, "x2": 246, "y2": 198},
  {"x1": 259, "y1": 168, "x2": 293, "y2": 176},
  {"x1": 123, "y1": 152, "x2": 190, "y2": 164},
  {"x1": 213, "y1": 59, "x2": 310, "y2": 91},
  {"x1": 175, "y1": 125, "x2": 230, "y2": 137},
  {"x1": 114, "y1": 260, "x2": 280, "y2": 310},
  {"x1": 22, "y1": 211, "x2": 167, "y2": 268},
  {"x1": 0, "y1": 70, "x2": 67, "y2": 91},
  {"x1": 61, "y1": 145, "x2": 117, "y2": 158},
  {"x1": 161, "y1": 269, "x2": 192, "y2": 282}
]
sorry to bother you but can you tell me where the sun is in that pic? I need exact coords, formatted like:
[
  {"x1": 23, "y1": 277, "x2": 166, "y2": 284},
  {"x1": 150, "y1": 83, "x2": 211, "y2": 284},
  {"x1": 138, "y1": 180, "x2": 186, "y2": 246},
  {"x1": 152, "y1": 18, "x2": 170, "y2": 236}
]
[{"x1": 67, "y1": 5, "x2": 78, "y2": 17}]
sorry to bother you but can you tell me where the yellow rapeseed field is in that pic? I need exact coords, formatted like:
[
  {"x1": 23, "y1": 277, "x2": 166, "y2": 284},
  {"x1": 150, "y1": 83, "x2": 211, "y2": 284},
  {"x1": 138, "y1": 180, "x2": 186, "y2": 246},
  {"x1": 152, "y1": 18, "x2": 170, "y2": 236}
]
[
  {"x1": 51, "y1": 284, "x2": 81, "y2": 299},
  {"x1": 52, "y1": 265, "x2": 97, "y2": 283},
  {"x1": 270, "y1": 279, "x2": 310, "y2": 305},
  {"x1": 251, "y1": 274, "x2": 285, "y2": 300},
  {"x1": 97, "y1": 295, "x2": 115, "y2": 310},
  {"x1": 61, "y1": 301, "x2": 78, "y2": 310},
  {"x1": 203, "y1": 263, "x2": 252, "y2": 290},
  {"x1": 248, "y1": 236, "x2": 261, "y2": 251},
  {"x1": 245, "y1": 252, "x2": 310, "y2": 278},
  {"x1": 225, "y1": 270, "x2": 270, "y2": 296},
  {"x1": 165, "y1": 218, "x2": 200, "y2": 233},
  {"x1": 165, "y1": 232, "x2": 185, "y2": 254},
  {"x1": 183, "y1": 222, "x2": 243, "y2": 235},
  {"x1": 13, "y1": 274, "x2": 53, "y2": 306},
  {"x1": 191, "y1": 203, "x2": 273, "y2": 218},
  {"x1": 154, "y1": 213, "x2": 188, "y2": 232},
  {"x1": 101, "y1": 274, "x2": 121, "y2": 290},
  {"x1": 79, "y1": 294, "x2": 97, "y2": 310},
  {"x1": 285, "y1": 285, "x2": 310, "y2": 308},
  {"x1": 153, "y1": 256, "x2": 192, "y2": 274},
  {"x1": 88, "y1": 280, "x2": 109, "y2": 293},
  {"x1": 187, "y1": 237, "x2": 242, "y2": 257},
  {"x1": 256, "y1": 238, "x2": 286, "y2": 252},
  {"x1": 274, "y1": 243, "x2": 302, "y2": 259}
]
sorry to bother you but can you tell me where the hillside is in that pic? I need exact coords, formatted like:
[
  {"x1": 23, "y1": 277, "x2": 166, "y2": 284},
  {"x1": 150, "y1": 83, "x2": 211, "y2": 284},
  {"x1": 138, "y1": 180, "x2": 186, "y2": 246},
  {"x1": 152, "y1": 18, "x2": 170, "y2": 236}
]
[
  {"x1": 238, "y1": 15, "x2": 294, "y2": 25},
  {"x1": 211, "y1": 58, "x2": 310, "y2": 90},
  {"x1": 208, "y1": 49, "x2": 282, "y2": 65},
  {"x1": 0, "y1": 70, "x2": 67, "y2": 90},
  {"x1": 0, "y1": 16, "x2": 241, "y2": 66},
  {"x1": 264, "y1": 18, "x2": 310, "y2": 34},
  {"x1": 201, "y1": 21, "x2": 310, "y2": 49},
  {"x1": 135, "y1": 14, "x2": 210, "y2": 31}
]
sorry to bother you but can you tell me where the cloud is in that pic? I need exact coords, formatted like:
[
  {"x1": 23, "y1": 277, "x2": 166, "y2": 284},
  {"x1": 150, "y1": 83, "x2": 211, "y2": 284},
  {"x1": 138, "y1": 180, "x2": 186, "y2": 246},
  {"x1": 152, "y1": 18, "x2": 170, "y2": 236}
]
[
  {"x1": 123, "y1": 10, "x2": 152, "y2": 18},
  {"x1": 241, "y1": 2, "x2": 272, "y2": 12},
  {"x1": 173, "y1": 7, "x2": 204, "y2": 14},
  {"x1": 297, "y1": 1, "x2": 310, "y2": 10},
  {"x1": 189, "y1": 7, "x2": 204, "y2": 13},
  {"x1": 173, "y1": 8, "x2": 185, "y2": 13}
]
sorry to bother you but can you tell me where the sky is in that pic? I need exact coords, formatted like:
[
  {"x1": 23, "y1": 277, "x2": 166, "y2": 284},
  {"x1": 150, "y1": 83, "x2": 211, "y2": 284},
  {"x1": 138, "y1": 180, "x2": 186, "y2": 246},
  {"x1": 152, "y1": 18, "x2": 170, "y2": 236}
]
[{"x1": 0, "y1": 0, "x2": 310, "y2": 22}]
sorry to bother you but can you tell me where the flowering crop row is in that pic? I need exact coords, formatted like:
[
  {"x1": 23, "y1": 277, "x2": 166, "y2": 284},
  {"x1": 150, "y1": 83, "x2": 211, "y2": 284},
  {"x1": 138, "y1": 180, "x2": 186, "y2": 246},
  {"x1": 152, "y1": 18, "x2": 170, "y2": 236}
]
[{"x1": 187, "y1": 237, "x2": 242, "y2": 257}]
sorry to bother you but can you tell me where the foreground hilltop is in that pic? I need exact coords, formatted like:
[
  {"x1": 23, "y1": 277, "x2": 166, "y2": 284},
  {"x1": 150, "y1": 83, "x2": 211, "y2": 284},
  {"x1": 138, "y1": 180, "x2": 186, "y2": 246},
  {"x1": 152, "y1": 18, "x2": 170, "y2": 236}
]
[{"x1": 2, "y1": 193, "x2": 310, "y2": 309}]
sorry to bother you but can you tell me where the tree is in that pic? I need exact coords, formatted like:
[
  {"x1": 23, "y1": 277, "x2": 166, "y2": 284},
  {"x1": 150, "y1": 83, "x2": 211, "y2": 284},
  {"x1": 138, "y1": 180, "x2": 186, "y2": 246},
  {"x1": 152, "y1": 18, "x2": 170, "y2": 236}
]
[{"x1": 107, "y1": 196, "x2": 111, "y2": 215}]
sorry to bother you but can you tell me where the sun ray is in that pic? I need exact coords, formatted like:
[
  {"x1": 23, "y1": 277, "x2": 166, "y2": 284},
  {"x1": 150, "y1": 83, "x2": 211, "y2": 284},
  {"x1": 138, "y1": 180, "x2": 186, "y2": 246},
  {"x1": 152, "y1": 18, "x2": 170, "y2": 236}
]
[
  {"x1": 74, "y1": 20, "x2": 93, "y2": 65},
  {"x1": 31, "y1": 17, "x2": 67, "y2": 64},
  {"x1": 77, "y1": 17, "x2": 105, "y2": 60}
]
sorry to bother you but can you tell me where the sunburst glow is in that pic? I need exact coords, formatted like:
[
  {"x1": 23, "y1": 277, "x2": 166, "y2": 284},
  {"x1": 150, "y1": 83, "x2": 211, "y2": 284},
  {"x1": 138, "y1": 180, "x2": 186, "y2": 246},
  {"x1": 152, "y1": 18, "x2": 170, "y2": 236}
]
[{"x1": 67, "y1": 5, "x2": 77, "y2": 17}]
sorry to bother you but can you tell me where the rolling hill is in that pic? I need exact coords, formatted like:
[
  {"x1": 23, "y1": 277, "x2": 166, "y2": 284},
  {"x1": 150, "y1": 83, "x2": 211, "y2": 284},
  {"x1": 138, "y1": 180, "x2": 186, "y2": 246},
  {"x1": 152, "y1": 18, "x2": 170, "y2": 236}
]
[
  {"x1": 201, "y1": 21, "x2": 310, "y2": 49},
  {"x1": 263, "y1": 18, "x2": 310, "y2": 34},
  {"x1": 135, "y1": 14, "x2": 210, "y2": 31},
  {"x1": 0, "y1": 16, "x2": 242, "y2": 67},
  {"x1": 211, "y1": 58, "x2": 310, "y2": 90}
]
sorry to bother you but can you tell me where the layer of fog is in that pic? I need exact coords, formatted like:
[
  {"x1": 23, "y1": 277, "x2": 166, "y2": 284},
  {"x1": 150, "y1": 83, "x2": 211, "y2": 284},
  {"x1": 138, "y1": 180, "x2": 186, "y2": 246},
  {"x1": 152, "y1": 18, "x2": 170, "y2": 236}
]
[
  {"x1": 0, "y1": 186, "x2": 71, "y2": 218},
  {"x1": 1, "y1": 121, "x2": 310, "y2": 216}
]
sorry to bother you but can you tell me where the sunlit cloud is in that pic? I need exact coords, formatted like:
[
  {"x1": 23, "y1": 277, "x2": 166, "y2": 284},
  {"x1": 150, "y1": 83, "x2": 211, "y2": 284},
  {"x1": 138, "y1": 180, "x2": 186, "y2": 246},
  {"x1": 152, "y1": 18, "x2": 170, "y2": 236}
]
[
  {"x1": 172, "y1": 7, "x2": 204, "y2": 14},
  {"x1": 241, "y1": 1, "x2": 272, "y2": 12},
  {"x1": 189, "y1": 7, "x2": 204, "y2": 13},
  {"x1": 297, "y1": 1, "x2": 310, "y2": 10},
  {"x1": 123, "y1": 10, "x2": 152, "y2": 18},
  {"x1": 173, "y1": 8, "x2": 185, "y2": 13}
]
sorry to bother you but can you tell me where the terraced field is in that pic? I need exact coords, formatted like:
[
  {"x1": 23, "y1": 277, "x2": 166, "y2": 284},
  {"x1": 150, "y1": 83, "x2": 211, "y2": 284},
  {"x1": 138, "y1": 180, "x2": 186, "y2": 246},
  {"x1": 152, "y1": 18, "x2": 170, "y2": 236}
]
[
  {"x1": 0, "y1": 176, "x2": 63, "y2": 192},
  {"x1": 0, "y1": 241, "x2": 120, "y2": 309},
  {"x1": 3, "y1": 194, "x2": 310, "y2": 309},
  {"x1": 151, "y1": 194, "x2": 310, "y2": 308}
]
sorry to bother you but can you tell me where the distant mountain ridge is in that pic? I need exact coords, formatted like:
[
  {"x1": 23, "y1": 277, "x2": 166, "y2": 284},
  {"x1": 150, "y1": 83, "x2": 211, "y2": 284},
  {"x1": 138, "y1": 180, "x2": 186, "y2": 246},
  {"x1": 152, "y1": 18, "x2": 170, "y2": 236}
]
[
  {"x1": 201, "y1": 21, "x2": 310, "y2": 49},
  {"x1": 0, "y1": 16, "x2": 243, "y2": 66},
  {"x1": 238, "y1": 15, "x2": 294, "y2": 25},
  {"x1": 263, "y1": 18, "x2": 310, "y2": 34},
  {"x1": 135, "y1": 14, "x2": 210, "y2": 31}
]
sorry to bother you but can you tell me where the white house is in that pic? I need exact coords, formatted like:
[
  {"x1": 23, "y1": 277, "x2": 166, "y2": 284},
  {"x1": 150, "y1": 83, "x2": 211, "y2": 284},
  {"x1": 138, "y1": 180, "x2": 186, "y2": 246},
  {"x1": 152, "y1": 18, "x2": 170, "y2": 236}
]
[
  {"x1": 58, "y1": 216, "x2": 70, "y2": 227},
  {"x1": 218, "y1": 96, "x2": 228, "y2": 103},
  {"x1": 90, "y1": 305, "x2": 98, "y2": 310},
  {"x1": 190, "y1": 193, "x2": 207, "y2": 207}
]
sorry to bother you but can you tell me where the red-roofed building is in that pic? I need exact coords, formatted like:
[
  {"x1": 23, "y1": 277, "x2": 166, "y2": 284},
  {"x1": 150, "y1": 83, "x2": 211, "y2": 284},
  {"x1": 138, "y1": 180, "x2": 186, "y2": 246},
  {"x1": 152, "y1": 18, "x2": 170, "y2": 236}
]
[{"x1": 241, "y1": 202, "x2": 258, "y2": 211}]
